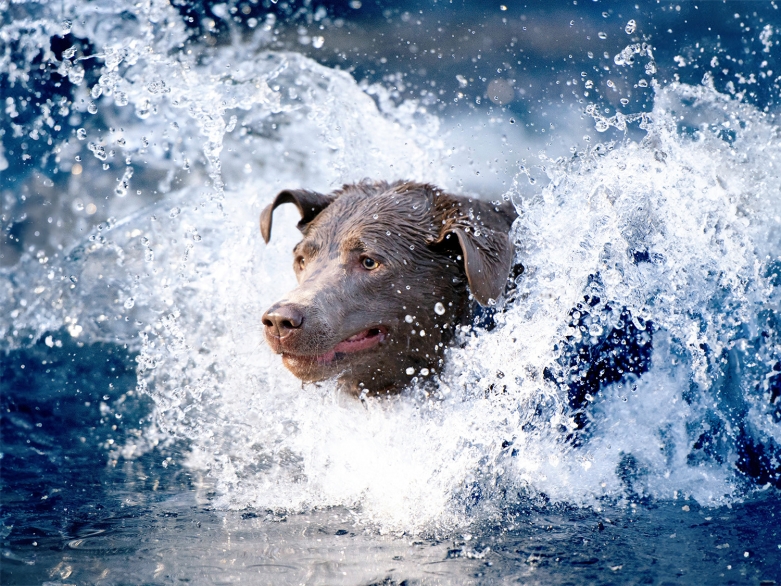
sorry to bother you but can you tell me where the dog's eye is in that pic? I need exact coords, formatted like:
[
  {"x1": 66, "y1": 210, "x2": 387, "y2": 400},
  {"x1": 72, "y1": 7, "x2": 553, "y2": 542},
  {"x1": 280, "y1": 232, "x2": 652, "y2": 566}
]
[
  {"x1": 361, "y1": 257, "x2": 379, "y2": 270},
  {"x1": 296, "y1": 257, "x2": 306, "y2": 270}
]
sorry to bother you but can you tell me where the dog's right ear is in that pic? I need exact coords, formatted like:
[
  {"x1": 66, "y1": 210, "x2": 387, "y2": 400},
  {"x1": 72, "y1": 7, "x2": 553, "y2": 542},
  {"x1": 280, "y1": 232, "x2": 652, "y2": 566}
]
[
  {"x1": 429, "y1": 192, "x2": 517, "y2": 307},
  {"x1": 260, "y1": 189, "x2": 335, "y2": 243}
]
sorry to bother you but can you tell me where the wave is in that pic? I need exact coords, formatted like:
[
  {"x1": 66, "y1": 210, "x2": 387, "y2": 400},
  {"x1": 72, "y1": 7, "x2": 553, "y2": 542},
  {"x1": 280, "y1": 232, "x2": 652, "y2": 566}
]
[{"x1": 2, "y1": 0, "x2": 780, "y2": 535}]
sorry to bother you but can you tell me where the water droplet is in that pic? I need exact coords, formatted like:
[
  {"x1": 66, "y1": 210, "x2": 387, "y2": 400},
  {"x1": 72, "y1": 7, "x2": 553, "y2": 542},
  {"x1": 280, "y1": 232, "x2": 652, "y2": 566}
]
[
  {"x1": 373, "y1": 213, "x2": 378, "y2": 219},
  {"x1": 124, "y1": 297, "x2": 135, "y2": 309},
  {"x1": 169, "y1": 207, "x2": 181, "y2": 218},
  {"x1": 76, "y1": 128, "x2": 87, "y2": 140},
  {"x1": 68, "y1": 64, "x2": 84, "y2": 85},
  {"x1": 598, "y1": 32, "x2": 607, "y2": 40},
  {"x1": 405, "y1": 367, "x2": 415, "y2": 375},
  {"x1": 420, "y1": 368, "x2": 430, "y2": 376},
  {"x1": 147, "y1": 80, "x2": 168, "y2": 95},
  {"x1": 91, "y1": 85, "x2": 102, "y2": 99},
  {"x1": 87, "y1": 102, "x2": 98, "y2": 114},
  {"x1": 405, "y1": 315, "x2": 414, "y2": 323},
  {"x1": 61, "y1": 19, "x2": 73, "y2": 34},
  {"x1": 419, "y1": 330, "x2": 426, "y2": 337},
  {"x1": 405, "y1": 285, "x2": 411, "y2": 290},
  {"x1": 625, "y1": 19, "x2": 637, "y2": 34},
  {"x1": 509, "y1": 118, "x2": 515, "y2": 124},
  {"x1": 434, "y1": 302, "x2": 446, "y2": 315}
]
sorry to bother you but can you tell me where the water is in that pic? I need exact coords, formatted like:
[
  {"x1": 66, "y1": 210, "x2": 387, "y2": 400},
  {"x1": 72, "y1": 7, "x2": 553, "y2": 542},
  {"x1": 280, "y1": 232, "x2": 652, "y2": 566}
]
[{"x1": 2, "y1": 0, "x2": 781, "y2": 583}]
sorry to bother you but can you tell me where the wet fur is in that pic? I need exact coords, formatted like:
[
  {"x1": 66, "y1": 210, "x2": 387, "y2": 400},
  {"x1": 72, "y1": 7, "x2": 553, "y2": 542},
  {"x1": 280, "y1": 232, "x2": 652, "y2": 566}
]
[{"x1": 260, "y1": 180, "x2": 517, "y2": 395}]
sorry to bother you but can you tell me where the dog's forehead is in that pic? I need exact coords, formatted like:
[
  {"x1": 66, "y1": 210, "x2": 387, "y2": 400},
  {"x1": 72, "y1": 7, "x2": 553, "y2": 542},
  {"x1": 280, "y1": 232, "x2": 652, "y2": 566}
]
[
  {"x1": 341, "y1": 187, "x2": 430, "y2": 216},
  {"x1": 307, "y1": 188, "x2": 435, "y2": 242}
]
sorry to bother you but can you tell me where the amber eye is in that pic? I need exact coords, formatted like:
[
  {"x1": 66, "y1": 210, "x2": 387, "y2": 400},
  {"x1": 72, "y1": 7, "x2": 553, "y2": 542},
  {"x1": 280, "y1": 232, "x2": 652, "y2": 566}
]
[
  {"x1": 361, "y1": 257, "x2": 379, "y2": 270},
  {"x1": 296, "y1": 256, "x2": 306, "y2": 270}
]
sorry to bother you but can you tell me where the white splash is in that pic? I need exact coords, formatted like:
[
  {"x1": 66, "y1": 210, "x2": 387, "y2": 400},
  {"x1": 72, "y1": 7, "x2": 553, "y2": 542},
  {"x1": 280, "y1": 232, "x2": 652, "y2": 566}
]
[
  {"x1": 128, "y1": 82, "x2": 781, "y2": 534},
  {"x1": 2, "y1": 0, "x2": 780, "y2": 536}
]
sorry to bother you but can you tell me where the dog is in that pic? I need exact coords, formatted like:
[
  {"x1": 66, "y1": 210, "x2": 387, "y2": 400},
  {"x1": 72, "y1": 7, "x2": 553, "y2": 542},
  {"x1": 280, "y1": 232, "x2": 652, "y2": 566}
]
[
  {"x1": 260, "y1": 180, "x2": 517, "y2": 395},
  {"x1": 258, "y1": 179, "x2": 781, "y2": 488}
]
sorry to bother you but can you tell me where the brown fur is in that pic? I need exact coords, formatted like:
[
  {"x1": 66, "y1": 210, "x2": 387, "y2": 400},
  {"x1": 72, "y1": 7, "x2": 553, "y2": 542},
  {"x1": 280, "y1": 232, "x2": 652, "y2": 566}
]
[{"x1": 260, "y1": 180, "x2": 517, "y2": 395}]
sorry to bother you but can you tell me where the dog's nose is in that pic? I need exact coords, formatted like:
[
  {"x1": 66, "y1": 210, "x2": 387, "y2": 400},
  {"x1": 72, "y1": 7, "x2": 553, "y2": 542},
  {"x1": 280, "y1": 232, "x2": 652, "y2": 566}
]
[{"x1": 262, "y1": 304, "x2": 304, "y2": 339}]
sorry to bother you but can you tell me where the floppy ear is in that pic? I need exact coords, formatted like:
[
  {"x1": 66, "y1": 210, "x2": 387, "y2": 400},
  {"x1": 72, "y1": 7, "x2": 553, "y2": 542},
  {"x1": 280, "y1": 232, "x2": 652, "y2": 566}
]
[
  {"x1": 431, "y1": 196, "x2": 517, "y2": 307},
  {"x1": 260, "y1": 189, "x2": 335, "y2": 243}
]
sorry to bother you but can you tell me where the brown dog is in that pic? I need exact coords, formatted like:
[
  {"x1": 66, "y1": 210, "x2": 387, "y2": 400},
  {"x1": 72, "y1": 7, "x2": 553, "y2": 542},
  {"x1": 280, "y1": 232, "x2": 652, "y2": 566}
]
[{"x1": 260, "y1": 180, "x2": 517, "y2": 395}]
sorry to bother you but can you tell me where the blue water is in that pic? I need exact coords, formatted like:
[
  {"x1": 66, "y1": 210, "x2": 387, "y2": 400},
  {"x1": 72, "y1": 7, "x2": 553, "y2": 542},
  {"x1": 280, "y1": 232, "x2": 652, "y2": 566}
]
[{"x1": 2, "y1": 1, "x2": 781, "y2": 584}]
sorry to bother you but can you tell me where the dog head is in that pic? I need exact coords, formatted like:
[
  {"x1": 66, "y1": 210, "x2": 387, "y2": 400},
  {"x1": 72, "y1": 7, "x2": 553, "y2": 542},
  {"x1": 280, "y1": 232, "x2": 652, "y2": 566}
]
[{"x1": 260, "y1": 180, "x2": 517, "y2": 394}]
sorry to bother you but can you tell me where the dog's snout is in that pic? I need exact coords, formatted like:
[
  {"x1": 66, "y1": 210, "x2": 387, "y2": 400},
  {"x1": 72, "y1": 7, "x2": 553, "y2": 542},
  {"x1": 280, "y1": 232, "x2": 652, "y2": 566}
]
[{"x1": 262, "y1": 304, "x2": 304, "y2": 339}]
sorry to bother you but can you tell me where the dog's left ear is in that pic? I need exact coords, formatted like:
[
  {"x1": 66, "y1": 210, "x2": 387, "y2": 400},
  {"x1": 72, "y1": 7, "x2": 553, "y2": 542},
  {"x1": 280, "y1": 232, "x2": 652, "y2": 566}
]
[
  {"x1": 431, "y1": 196, "x2": 517, "y2": 307},
  {"x1": 260, "y1": 189, "x2": 335, "y2": 243}
]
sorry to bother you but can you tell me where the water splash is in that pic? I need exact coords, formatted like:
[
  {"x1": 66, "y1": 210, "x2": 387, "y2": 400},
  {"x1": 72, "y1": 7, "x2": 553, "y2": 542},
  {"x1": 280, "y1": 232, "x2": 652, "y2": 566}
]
[
  {"x1": 2, "y1": 0, "x2": 780, "y2": 536},
  {"x1": 124, "y1": 83, "x2": 780, "y2": 533},
  {"x1": 455, "y1": 83, "x2": 781, "y2": 514}
]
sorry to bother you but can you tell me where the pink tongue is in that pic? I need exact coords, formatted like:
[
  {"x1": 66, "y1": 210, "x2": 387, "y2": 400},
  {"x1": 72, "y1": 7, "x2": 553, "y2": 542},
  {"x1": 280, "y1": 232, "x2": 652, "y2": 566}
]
[{"x1": 331, "y1": 328, "x2": 384, "y2": 354}]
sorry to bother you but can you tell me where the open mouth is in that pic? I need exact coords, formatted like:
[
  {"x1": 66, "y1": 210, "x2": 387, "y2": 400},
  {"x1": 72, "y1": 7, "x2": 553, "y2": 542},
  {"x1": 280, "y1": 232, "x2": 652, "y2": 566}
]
[{"x1": 283, "y1": 326, "x2": 388, "y2": 366}]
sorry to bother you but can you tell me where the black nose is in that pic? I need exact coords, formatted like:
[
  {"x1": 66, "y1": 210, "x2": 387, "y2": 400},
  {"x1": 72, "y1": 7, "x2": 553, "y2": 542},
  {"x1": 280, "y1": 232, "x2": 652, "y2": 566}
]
[{"x1": 262, "y1": 304, "x2": 304, "y2": 338}]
